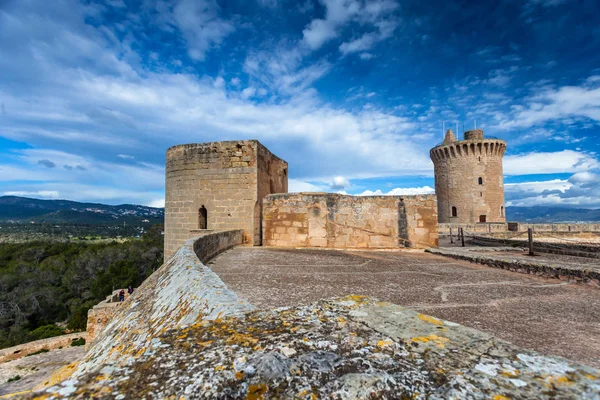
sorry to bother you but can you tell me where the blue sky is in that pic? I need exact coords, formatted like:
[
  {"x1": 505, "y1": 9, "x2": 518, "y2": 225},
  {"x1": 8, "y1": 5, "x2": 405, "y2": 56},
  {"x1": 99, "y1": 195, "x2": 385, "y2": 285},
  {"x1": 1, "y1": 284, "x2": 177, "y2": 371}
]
[{"x1": 0, "y1": 0, "x2": 599, "y2": 208}]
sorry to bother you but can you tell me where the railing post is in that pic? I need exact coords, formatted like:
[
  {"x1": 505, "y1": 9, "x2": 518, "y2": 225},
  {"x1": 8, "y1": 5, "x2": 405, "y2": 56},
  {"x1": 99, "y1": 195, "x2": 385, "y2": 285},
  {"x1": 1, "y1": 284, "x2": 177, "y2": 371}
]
[
  {"x1": 450, "y1": 228, "x2": 454, "y2": 244},
  {"x1": 528, "y1": 228, "x2": 534, "y2": 256},
  {"x1": 460, "y1": 228, "x2": 465, "y2": 247}
]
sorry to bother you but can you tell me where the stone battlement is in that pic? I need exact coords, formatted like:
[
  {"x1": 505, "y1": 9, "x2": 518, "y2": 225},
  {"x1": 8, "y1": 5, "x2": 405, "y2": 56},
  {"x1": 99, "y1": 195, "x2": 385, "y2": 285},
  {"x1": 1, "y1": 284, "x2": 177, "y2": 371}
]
[{"x1": 430, "y1": 129, "x2": 506, "y2": 225}]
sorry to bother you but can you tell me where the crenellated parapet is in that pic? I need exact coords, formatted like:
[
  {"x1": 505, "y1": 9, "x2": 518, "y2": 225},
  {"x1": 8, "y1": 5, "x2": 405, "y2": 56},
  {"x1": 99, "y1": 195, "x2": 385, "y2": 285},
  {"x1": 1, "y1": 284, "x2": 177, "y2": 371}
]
[{"x1": 429, "y1": 138, "x2": 506, "y2": 162}]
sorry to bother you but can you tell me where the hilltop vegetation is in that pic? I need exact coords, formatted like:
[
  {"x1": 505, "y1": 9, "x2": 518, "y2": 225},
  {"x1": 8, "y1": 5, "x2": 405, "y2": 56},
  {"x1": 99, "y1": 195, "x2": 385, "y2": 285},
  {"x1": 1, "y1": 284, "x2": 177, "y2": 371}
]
[
  {"x1": 0, "y1": 225, "x2": 164, "y2": 349},
  {"x1": 506, "y1": 206, "x2": 600, "y2": 223},
  {"x1": 0, "y1": 196, "x2": 163, "y2": 225}
]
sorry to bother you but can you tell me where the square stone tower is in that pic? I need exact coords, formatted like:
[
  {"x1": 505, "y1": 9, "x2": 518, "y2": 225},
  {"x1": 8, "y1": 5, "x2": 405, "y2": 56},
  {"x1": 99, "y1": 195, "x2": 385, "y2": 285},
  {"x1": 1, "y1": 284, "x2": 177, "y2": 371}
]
[{"x1": 164, "y1": 140, "x2": 288, "y2": 259}]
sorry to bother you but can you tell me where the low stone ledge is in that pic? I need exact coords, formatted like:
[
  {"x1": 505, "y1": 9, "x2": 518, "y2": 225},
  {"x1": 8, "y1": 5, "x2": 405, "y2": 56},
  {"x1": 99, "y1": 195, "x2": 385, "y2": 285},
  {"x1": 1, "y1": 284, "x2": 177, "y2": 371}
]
[
  {"x1": 426, "y1": 247, "x2": 600, "y2": 285},
  {"x1": 32, "y1": 296, "x2": 599, "y2": 399},
  {"x1": 471, "y1": 235, "x2": 600, "y2": 259},
  {"x1": 0, "y1": 333, "x2": 85, "y2": 364}
]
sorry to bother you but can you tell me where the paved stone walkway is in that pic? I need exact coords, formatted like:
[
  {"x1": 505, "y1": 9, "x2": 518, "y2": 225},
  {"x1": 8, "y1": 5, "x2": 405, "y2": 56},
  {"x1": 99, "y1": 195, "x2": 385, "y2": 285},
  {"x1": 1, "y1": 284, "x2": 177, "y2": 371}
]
[{"x1": 210, "y1": 247, "x2": 600, "y2": 368}]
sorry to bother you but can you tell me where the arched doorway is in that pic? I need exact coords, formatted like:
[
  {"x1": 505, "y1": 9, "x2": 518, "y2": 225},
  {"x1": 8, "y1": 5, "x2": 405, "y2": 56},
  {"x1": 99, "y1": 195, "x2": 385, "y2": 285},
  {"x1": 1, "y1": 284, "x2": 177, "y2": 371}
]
[{"x1": 199, "y1": 206, "x2": 208, "y2": 229}]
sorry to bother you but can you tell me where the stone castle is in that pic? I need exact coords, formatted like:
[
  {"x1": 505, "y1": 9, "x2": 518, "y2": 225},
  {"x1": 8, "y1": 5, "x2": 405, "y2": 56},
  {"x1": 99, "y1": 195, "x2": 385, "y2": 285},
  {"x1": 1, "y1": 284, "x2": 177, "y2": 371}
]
[
  {"x1": 430, "y1": 128, "x2": 506, "y2": 224},
  {"x1": 164, "y1": 140, "x2": 438, "y2": 259},
  {"x1": 17, "y1": 136, "x2": 600, "y2": 399}
]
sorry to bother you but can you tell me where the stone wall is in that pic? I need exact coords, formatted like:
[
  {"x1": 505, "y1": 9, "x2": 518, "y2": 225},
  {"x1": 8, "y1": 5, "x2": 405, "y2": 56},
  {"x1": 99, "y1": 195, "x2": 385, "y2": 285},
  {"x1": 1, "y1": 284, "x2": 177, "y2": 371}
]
[
  {"x1": 430, "y1": 129, "x2": 506, "y2": 224},
  {"x1": 86, "y1": 305, "x2": 119, "y2": 351},
  {"x1": 72, "y1": 230, "x2": 250, "y2": 378},
  {"x1": 255, "y1": 143, "x2": 288, "y2": 245},
  {"x1": 262, "y1": 193, "x2": 438, "y2": 249},
  {"x1": 0, "y1": 333, "x2": 85, "y2": 363},
  {"x1": 164, "y1": 140, "x2": 287, "y2": 258},
  {"x1": 508, "y1": 222, "x2": 600, "y2": 232},
  {"x1": 85, "y1": 289, "x2": 134, "y2": 349},
  {"x1": 85, "y1": 231, "x2": 244, "y2": 351},
  {"x1": 439, "y1": 222, "x2": 508, "y2": 234},
  {"x1": 192, "y1": 229, "x2": 243, "y2": 263}
]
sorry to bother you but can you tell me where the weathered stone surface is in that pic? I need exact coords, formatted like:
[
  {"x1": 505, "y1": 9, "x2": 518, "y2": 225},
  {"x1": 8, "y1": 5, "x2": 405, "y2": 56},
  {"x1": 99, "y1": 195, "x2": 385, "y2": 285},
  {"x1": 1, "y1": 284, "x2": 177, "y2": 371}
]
[
  {"x1": 30, "y1": 297, "x2": 600, "y2": 399},
  {"x1": 431, "y1": 129, "x2": 506, "y2": 224},
  {"x1": 263, "y1": 193, "x2": 438, "y2": 249},
  {"x1": 76, "y1": 231, "x2": 251, "y2": 377}
]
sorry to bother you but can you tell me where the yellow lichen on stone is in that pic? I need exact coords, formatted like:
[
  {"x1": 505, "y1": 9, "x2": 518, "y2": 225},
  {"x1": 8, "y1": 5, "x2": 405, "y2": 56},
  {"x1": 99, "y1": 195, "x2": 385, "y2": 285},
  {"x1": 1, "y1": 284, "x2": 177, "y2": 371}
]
[
  {"x1": 493, "y1": 395, "x2": 510, "y2": 400},
  {"x1": 411, "y1": 334, "x2": 449, "y2": 348},
  {"x1": 226, "y1": 334, "x2": 258, "y2": 347},
  {"x1": 245, "y1": 384, "x2": 268, "y2": 400},
  {"x1": 501, "y1": 367, "x2": 519, "y2": 378},
  {"x1": 33, "y1": 361, "x2": 79, "y2": 391},
  {"x1": 377, "y1": 339, "x2": 393, "y2": 349},
  {"x1": 345, "y1": 295, "x2": 367, "y2": 304},
  {"x1": 544, "y1": 375, "x2": 573, "y2": 388},
  {"x1": 417, "y1": 314, "x2": 443, "y2": 325}
]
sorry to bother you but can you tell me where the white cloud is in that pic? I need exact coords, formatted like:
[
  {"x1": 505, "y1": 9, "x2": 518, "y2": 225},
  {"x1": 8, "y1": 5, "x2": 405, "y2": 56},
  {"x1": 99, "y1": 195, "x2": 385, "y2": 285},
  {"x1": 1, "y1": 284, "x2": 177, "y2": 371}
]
[
  {"x1": 505, "y1": 173, "x2": 600, "y2": 208},
  {"x1": 302, "y1": 0, "x2": 398, "y2": 51},
  {"x1": 330, "y1": 176, "x2": 350, "y2": 190},
  {"x1": 147, "y1": 198, "x2": 165, "y2": 208},
  {"x1": 499, "y1": 76, "x2": 600, "y2": 128},
  {"x1": 302, "y1": 18, "x2": 338, "y2": 49},
  {"x1": 504, "y1": 150, "x2": 599, "y2": 175},
  {"x1": 117, "y1": 154, "x2": 135, "y2": 160},
  {"x1": 230, "y1": 77, "x2": 241, "y2": 86},
  {"x1": 288, "y1": 179, "x2": 328, "y2": 193},
  {"x1": 241, "y1": 87, "x2": 257, "y2": 99},
  {"x1": 357, "y1": 186, "x2": 435, "y2": 196},
  {"x1": 3, "y1": 190, "x2": 60, "y2": 199},
  {"x1": 339, "y1": 20, "x2": 397, "y2": 55},
  {"x1": 169, "y1": 0, "x2": 235, "y2": 61}
]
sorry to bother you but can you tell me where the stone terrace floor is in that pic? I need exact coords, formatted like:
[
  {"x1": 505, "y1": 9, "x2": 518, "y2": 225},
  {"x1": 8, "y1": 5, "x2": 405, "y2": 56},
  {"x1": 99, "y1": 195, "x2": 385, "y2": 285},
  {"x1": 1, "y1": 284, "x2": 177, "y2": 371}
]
[{"x1": 209, "y1": 247, "x2": 600, "y2": 368}]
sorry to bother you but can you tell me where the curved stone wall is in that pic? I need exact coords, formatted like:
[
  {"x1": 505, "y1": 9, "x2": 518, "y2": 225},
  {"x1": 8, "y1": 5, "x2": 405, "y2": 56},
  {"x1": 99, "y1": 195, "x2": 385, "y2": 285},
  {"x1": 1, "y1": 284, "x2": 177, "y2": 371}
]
[
  {"x1": 430, "y1": 137, "x2": 506, "y2": 224},
  {"x1": 74, "y1": 230, "x2": 249, "y2": 378}
]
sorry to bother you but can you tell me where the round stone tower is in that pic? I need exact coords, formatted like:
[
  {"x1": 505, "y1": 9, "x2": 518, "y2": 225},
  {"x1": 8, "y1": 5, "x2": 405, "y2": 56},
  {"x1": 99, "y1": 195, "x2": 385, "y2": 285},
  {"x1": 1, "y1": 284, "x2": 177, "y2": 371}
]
[{"x1": 430, "y1": 129, "x2": 506, "y2": 224}]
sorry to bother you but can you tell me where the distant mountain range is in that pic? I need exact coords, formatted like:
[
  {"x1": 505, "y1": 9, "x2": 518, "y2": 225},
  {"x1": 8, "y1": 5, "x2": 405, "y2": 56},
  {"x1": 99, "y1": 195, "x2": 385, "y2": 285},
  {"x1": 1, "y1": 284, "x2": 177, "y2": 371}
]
[
  {"x1": 506, "y1": 206, "x2": 600, "y2": 223},
  {"x1": 0, "y1": 196, "x2": 164, "y2": 225},
  {"x1": 0, "y1": 196, "x2": 597, "y2": 225}
]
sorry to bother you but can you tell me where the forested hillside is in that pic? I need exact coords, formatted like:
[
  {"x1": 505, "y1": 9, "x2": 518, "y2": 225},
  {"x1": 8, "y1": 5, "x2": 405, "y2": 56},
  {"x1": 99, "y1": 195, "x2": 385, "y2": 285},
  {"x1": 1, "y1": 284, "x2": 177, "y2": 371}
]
[
  {"x1": 0, "y1": 225, "x2": 164, "y2": 349},
  {"x1": 0, "y1": 196, "x2": 163, "y2": 225}
]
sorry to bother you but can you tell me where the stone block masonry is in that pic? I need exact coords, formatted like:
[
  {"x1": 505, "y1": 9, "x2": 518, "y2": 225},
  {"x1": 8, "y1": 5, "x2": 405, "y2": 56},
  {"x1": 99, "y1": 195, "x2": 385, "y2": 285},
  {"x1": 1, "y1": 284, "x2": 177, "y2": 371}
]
[
  {"x1": 263, "y1": 193, "x2": 438, "y2": 249},
  {"x1": 164, "y1": 140, "x2": 287, "y2": 259},
  {"x1": 431, "y1": 129, "x2": 506, "y2": 224}
]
